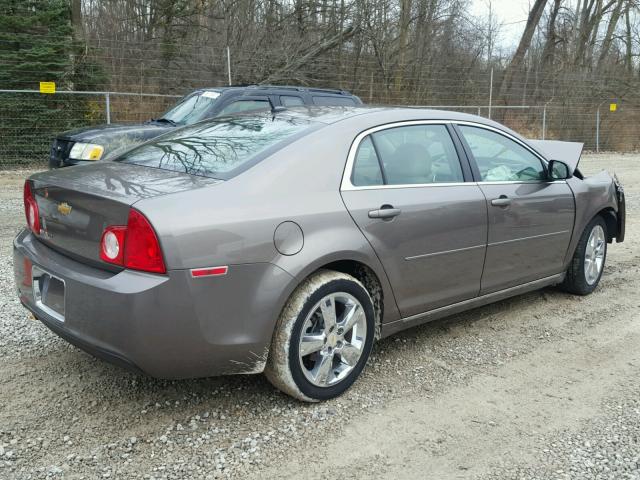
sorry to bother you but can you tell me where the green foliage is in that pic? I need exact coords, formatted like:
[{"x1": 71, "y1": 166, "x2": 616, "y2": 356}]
[
  {"x1": 0, "y1": 0, "x2": 74, "y2": 89},
  {"x1": 0, "y1": 0, "x2": 108, "y2": 167}
]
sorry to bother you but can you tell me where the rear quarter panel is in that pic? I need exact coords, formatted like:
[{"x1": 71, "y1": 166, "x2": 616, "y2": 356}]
[{"x1": 135, "y1": 119, "x2": 402, "y2": 325}]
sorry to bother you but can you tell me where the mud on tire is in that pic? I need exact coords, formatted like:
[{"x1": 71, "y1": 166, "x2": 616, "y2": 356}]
[{"x1": 264, "y1": 270, "x2": 375, "y2": 402}]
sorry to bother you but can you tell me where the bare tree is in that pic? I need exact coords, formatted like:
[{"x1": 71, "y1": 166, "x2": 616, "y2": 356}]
[{"x1": 499, "y1": 0, "x2": 549, "y2": 100}]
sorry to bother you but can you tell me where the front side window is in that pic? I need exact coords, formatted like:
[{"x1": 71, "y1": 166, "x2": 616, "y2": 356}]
[
  {"x1": 117, "y1": 115, "x2": 317, "y2": 179},
  {"x1": 351, "y1": 124, "x2": 464, "y2": 186},
  {"x1": 458, "y1": 126, "x2": 545, "y2": 181},
  {"x1": 217, "y1": 100, "x2": 270, "y2": 116}
]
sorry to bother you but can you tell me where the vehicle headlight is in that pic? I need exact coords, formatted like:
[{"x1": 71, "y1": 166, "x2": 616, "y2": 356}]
[{"x1": 69, "y1": 142, "x2": 104, "y2": 161}]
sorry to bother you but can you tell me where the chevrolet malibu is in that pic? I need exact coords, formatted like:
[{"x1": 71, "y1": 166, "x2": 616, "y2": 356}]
[{"x1": 14, "y1": 107, "x2": 625, "y2": 401}]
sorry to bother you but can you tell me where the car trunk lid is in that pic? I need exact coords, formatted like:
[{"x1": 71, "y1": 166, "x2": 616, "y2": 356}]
[{"x1": 28, "y1": 162, "x2": 220, "y2": 269}]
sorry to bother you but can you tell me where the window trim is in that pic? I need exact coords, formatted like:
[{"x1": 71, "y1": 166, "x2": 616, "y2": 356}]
[
  {"x1": 453, "y1": 122, "x2": 551, "y2": 184},
  {"x1": 341, "y1": 120, "x2": 473, "y2": 191}
]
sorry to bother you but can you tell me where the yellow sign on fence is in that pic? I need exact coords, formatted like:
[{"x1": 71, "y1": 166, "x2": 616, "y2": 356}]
[
  {"x1": 39, "y1": 82, "x2": 56, "y2": 94},
  {"x1": 610, "y1": 103, "x2": 617, "y2": 112}
]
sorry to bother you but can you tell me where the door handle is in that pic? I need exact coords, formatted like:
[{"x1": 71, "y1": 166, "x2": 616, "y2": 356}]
[
  {"x1": 368, "y1": 205, "x2": 401, "y2": 219},
  {"x1": 490, "y1": 195, "x2": 511, "y2": 207}
]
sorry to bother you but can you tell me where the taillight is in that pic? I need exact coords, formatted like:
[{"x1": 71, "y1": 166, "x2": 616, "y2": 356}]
[
  {"x1": 23, "y1": 181, "x2": 40, "y2": 234},
  {"x1": 124, "y1": 209, "x2": 165, "y2": 273},
  {"x1": 99, "y1": 209, "x2": 166, "y2": 274}
]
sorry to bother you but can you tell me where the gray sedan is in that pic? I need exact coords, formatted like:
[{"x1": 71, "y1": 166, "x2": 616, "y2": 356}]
[{"x1": 14, "y1": 107, "x2": 625, "y2": 401}]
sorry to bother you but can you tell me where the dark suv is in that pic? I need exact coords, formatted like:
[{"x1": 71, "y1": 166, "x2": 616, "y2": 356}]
[{"x1": 49, "y1": 85, "x2": 362, "y2": 168}]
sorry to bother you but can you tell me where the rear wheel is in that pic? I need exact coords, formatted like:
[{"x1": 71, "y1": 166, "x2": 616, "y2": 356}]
[
  {"x1": 561, "y1": 216, "x2": 607, "y2": 295},
  {"x1": 265, "y1": 270, "x2": 375, "y2": 402}
]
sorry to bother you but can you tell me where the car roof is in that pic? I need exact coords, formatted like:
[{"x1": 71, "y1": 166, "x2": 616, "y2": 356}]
[
  {"x1": 265, "y1": 106, "x2": 535, "y2": 151},
  {"x1": 181, "y1": 105, "x2": 532, "y2": 152},
  {"x1": 267, "y1": 106, "x2": 517, "y2": 130},
  {"x1": 196, "y1": 85, "x2": 357, "y2": 97}
]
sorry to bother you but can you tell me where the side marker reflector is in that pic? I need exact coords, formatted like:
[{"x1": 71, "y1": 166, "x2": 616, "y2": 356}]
[{"x1": 191, "y1": 266, "x2": 228, "y2": 278}]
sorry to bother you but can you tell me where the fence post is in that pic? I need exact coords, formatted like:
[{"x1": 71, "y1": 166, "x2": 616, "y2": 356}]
[
  {"x1": 542, "y1": 106, "x2": 546, "y2": 140},
  {"x1": 477, "y1": 107, "x2": 481, "y2": 116},
  {"x1": 105, "y1": 92, "x2": 111, "y2": 124},
  {"x1": 226, "y1": 46, "x2": 232, "y2": 86},
  {"x1": 488, "y1": 68, "x2": 493, "y2": 120},
  {"x1": 596, "y1": 107, "x2": 600, "y2": 153}
]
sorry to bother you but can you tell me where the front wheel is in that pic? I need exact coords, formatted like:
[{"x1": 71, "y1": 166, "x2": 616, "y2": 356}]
[
  {"x1": 265, "y1": 270, "x2": 375, "y2": 402},
  {"x1": 561, "y1": 216, "x2": 608, "y2": 295}
]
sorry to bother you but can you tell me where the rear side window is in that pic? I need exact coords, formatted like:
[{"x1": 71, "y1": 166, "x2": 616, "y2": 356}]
[
  {"x1": 352, "y1": 137, "x2": 383, "y2": 186},
  {"x1": 117, "y1": 116, "x2": 317, "y2": 179},
  {"x1": 351, "y1": 125, "x2": 464, "y2": 186},
  {"x1": 281, "y1": 95, "x2": 305, "y2": 107},
  {"x1": 313, "y1": 96, "x2": 356, "y2": 106},
  {"x1": 217, "y1": 100, "x2": 269, "y2": 116}
]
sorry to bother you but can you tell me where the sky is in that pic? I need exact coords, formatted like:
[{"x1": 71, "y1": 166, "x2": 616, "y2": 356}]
[{"x1": 470, "y1": 0, "x2": 534, "y2": 50}]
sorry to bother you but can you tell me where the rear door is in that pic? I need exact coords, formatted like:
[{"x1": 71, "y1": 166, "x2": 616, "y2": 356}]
[
  {"x1": 340, "y1": 122, "x2": 488, "y2": 318},
  {"x1": 455, "y1": 124, "x2": 575, "y2": 294}
]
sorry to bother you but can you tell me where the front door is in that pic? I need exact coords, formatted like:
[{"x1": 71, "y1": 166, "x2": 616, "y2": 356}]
[
  {"x1": 456, "y1": 124, "x2": 575, "y2": 294},
  {"x1": 341, "y1": 123, "x2": 488, "y2": 318}
]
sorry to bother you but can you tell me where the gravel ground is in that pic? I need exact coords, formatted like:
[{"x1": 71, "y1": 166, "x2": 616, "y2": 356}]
[{"x1": 0, "y1": 154, "x2": 638, "y2": 479}]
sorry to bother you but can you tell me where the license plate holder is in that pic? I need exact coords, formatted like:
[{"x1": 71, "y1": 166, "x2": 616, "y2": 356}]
[{"x1": 32, "y1": 266, "x2": 65, "y2": 322}]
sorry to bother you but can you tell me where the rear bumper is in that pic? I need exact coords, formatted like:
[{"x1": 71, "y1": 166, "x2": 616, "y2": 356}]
[{"x1": 14, "y1": 229, "x2": 294, "y2": 378}]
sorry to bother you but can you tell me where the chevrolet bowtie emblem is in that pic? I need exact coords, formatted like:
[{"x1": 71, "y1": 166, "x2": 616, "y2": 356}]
[{"x1": 57, "y1": 202, "x2": 72, "y2": 216}]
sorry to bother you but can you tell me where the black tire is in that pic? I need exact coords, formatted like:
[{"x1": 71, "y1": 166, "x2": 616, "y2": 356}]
[
  {"x1": 264, "y1": 270, "x2": 375, "y2": 402},
  {"x1": 561, "y1": 216, "x2": 608, "y2": 295}
]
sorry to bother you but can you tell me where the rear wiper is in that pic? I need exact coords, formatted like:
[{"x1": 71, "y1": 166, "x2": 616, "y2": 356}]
[{"x1": 153, "y1": 118, "x2": 178, "y2": 126}]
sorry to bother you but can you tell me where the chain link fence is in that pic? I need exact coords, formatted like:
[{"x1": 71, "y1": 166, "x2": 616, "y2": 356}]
[
  {"x1": 0, "y1": 90, "x2": 180, "y2": 169},
  {"x1": 1, "y1": 89, "x2": 638, "y2": 169}
]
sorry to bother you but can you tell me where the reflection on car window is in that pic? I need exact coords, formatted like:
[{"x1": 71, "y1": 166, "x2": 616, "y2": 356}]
[
  {"x1": 281, "y1": 96, "x2": 305, "y2": 107},
  {"x1": 352, "y1": 137, "x2": 383, "y2": 186},
  {"x1": 459, "y1": 126, "x2": 545, "y2": 181},
  {"x1": 117, "y1": 115, "x2": 316, "y2": 179},
  {"x1": 218, "y1": 100, "x2": 269, "y2": 116},
  {"x1": 161, "y1": 92, "x2": 220, "y2": 125},
  {"x1": 367, "y1": 125, "x2": 464, "y2": 185}
]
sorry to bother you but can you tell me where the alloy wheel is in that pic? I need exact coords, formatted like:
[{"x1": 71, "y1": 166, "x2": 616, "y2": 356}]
[
  {"x1": 584, "y1": 224, "x2": 606, "y2": 285},
  {"x1": 297, "y1": 293, "x2": 367, "y2": 387}
]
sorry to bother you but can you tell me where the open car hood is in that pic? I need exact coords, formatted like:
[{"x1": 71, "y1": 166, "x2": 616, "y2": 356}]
[{"x1": 528, "y1": 140, "x2": 584, "y2": 174}]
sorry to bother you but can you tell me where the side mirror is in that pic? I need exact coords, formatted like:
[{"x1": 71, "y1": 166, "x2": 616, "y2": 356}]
[{"x1": 548, "y1": 160, "x2": 572, "y2": 180}]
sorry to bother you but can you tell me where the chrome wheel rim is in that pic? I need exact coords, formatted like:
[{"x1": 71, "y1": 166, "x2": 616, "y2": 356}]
[
  {"x1": 584, "y1": 225, "x2": 606, "y2": 285},
  {"x1": 298, "y1": 293, "x2": 367, "y2": 387}
]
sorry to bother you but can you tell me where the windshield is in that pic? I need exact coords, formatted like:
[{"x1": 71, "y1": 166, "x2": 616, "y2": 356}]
[
  {"x1": 160, "y1": 91, "x2": 222, "y2": 125},
  {"x1": 116, "y1": 114, "x2": 319, "y2": 179}
]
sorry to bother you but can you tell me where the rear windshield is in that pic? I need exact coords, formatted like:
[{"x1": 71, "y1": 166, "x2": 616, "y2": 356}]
[{"x1": 116, "y1": 115, "x2": 318, "y2": 179}]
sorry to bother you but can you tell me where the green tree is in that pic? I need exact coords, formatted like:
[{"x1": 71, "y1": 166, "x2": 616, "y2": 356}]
[{"x1": 0, "y1": 0, "x2": 106, "y2": 168}]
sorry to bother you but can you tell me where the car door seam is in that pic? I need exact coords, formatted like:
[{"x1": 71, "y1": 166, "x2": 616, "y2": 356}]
[{"x1": 337, "y1": 191, "x2": 403, "y2": 318}]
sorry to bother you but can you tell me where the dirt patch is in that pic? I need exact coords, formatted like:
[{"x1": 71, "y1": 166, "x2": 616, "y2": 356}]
[{"x1": 0, "y1": 154, "x2": 638, "y2": 479}]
